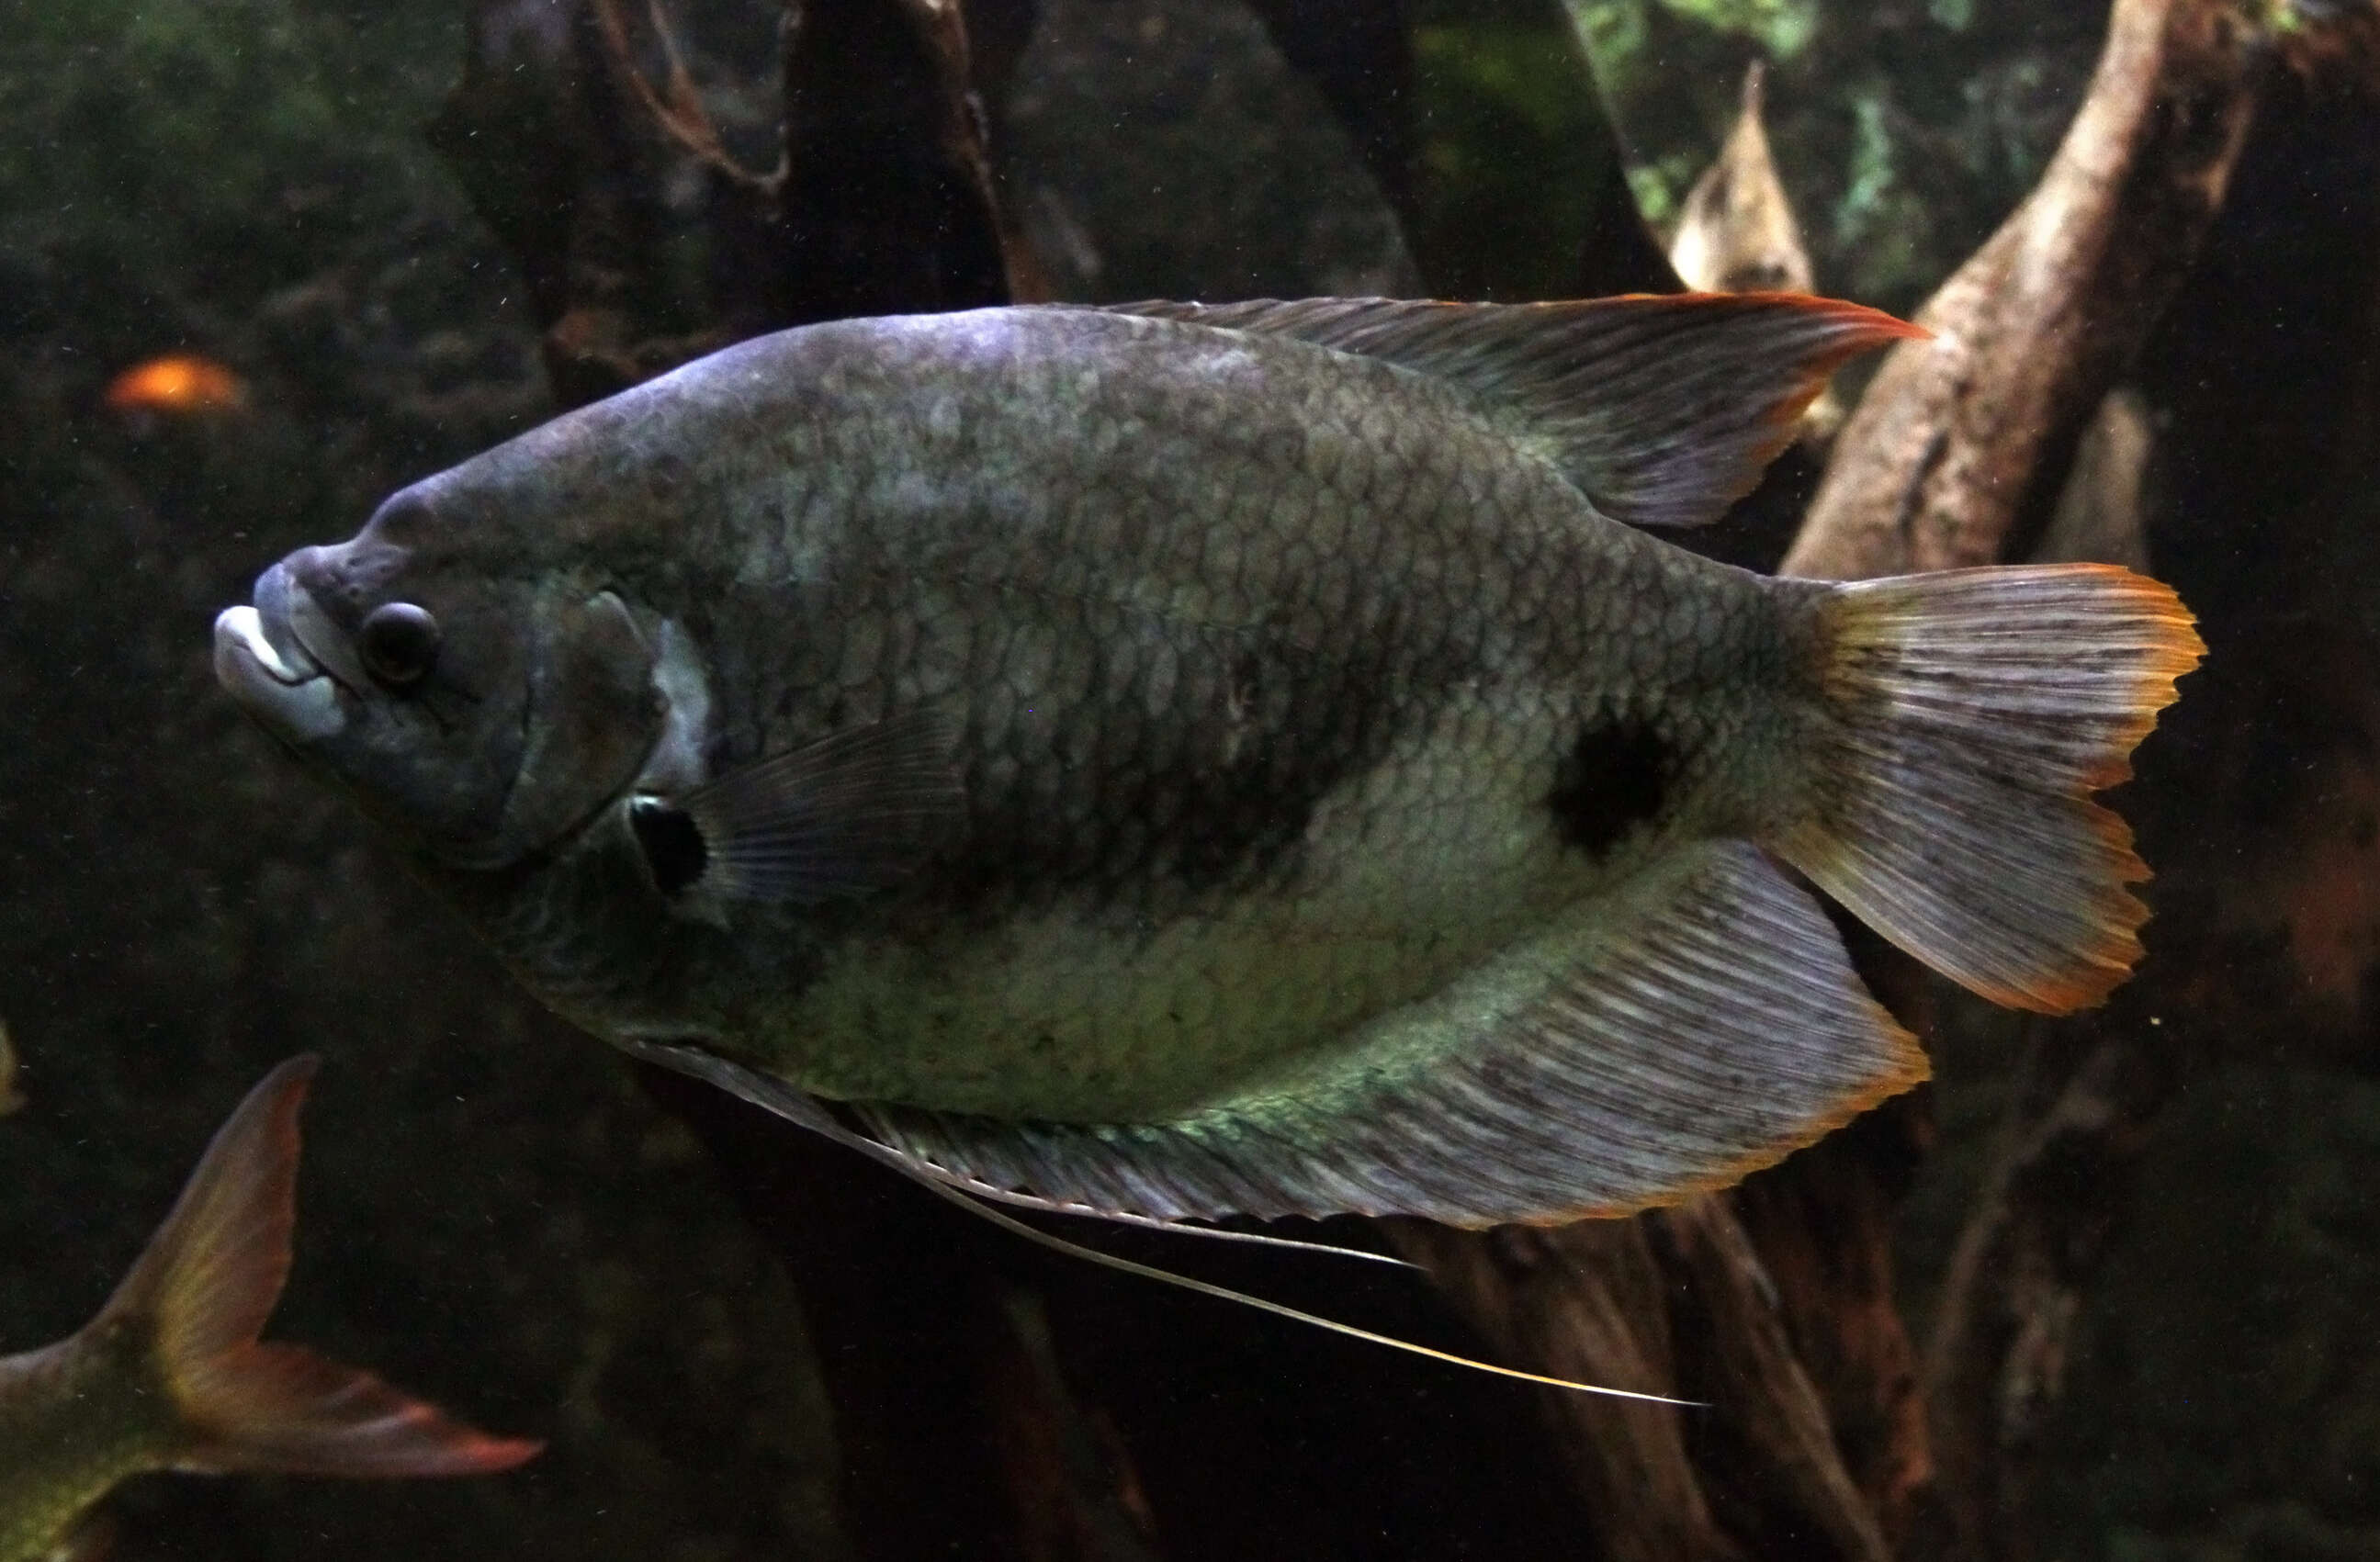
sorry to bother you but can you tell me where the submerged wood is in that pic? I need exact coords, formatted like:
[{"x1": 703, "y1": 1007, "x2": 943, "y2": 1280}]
[
  {"x1": 1780, "y1": 2, "x2": 2269, "y2": 1557},
  {"x1": 1651, "y1": 1197, "x2": 1890, "y2": 1562},
  {"x1": 430, "y1": 0, "x2": 706, "y2": 407},
  {"x1": 1917, "y1": 1010, "x2": 2171, "y2": 1562},
  {"x1": 776, "y1": 0, "x2": 1038, "y2": 322},
  {"x1": 1781, "y1": 0, "x2": 2266, "y2": 580},
  {"x1": 1774, "y1": 5, "x2": 2363, "y2": 1560},
  {"x1": 1630, "y1": 1, "x2": 2270, "y2": 1556},
  {"x1": 1388, "y1": 1218, "x2": 1748, "y2": 1562},
  {"x1": 1921, "y1": 38, "x2": 2380, "y2": 1559},
  {"x1": 432, "y1": 0, "x2": 1024, "y2": 412}
]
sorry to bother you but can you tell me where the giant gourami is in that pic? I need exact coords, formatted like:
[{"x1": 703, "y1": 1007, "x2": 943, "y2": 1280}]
[{"x1": 212, "y1": 294, "x2": 2201, "y2": 1230}]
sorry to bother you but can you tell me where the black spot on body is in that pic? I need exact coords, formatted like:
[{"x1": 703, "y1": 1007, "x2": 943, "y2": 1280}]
[
  {"x1": 631, "y1": 800, "x2": 709, "y2": 895},
  {"x1": 1547, "y1": 721, "x2": 1673, "y2": 856}
]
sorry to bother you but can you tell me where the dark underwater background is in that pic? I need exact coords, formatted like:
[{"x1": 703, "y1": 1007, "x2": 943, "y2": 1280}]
[{"x1": 2, "y1": 2, "x2": 2377, "y2": 1557}]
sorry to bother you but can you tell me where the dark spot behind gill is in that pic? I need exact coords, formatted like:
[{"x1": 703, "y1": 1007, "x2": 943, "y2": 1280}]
[
  {"x1": 1547, "y1": 720, "x2": 1673, "y2": 857},
  {"x1": 630, "y1": 799, "x2": 709, "y2": 895}
]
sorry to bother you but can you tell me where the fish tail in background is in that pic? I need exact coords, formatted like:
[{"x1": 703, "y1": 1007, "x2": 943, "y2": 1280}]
[
  {"x1": 96, "y1": 1057, "x2": 542, "y2": 1479},
  {"x1": 1774, "y1": 565, "x2": 2205, "y2": 1013}
]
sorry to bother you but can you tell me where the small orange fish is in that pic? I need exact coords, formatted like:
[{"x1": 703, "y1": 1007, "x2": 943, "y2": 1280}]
[
  {"x1": 102, "y1": 354, "x2": 248, "y2": 416},
  {"x1": 0, "y1": 1058, "x2": 539, "y2": 1562}
]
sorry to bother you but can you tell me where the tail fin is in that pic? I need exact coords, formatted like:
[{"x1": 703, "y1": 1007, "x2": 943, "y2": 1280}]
[
  {"x1": 1773, "y1": 565, "x2": 2204, "y2": 1013},
  {"x1": 96, "y1": 1057, "x2": 541, "y2": 1478}
]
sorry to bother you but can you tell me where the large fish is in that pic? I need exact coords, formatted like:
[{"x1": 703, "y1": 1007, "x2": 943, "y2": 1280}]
[
  {"x1": 212, "y1": 295, "x2": 2201, "y2": 1230},
  {"x1": 0, "y1": 1059, "x2": 536, "y2": 1562}
]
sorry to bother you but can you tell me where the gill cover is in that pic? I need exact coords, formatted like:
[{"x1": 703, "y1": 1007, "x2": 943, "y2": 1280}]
[{"x1": 496, "y1": 587, "x2": 662, "y2": 863}]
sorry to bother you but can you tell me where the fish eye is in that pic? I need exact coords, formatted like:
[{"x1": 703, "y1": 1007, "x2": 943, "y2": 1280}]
[{"x1": 357, "y1": 602, "x2": 441, "y2": 686}]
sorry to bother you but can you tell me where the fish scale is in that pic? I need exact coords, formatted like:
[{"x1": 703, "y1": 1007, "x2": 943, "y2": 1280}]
[
  {"x1": 0, "y1": 1325, "x2": 175, "y2": 1562},
  {"x1": 696, "y1": 401, "x2": 1763, "y2": 1116},
  {"x1": 642, "y1": 320, "x2": 1685, "y2": 1098},
  {"x1": 215, "y1": 294, "x2": 2200, "y2": 1229}
]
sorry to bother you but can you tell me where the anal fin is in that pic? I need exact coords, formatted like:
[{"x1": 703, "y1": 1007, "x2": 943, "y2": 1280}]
[{"x1": 858, "y1": 841, "x2": 1928, "y2": 1229}]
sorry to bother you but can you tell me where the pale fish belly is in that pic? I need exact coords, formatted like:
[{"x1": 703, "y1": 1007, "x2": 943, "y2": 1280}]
[{"x1": 743, "y1": 695, "x2": 1675, "y2": 1120}]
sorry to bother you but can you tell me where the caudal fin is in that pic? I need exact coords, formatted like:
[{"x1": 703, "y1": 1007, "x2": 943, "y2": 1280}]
[
  {"x1": 1773, "y1": 565, "x2": 2204, "y2": 1013},
  {"x1": 96, "y1": 1057, "x2": 541, "y2": 1478}
]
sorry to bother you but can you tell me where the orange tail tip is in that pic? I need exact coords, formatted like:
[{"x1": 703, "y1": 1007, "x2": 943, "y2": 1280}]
[
  {"x1": 100, "y1": 1057, "x2": 542, "y2": 1479},
  {"x1": 1777, "y1": 564, "x2": 2205, "y2": 1014},
  {"x1": 175, "y1": 1343, "x2": 543, "y2": 1478}
]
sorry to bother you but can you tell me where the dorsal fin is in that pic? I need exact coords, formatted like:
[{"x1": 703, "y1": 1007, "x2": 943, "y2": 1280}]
[{"x1": 1103, "y1": 294, "x2": 1923, "y2": 529}]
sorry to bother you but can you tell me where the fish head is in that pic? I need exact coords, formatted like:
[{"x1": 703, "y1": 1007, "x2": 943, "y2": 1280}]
[{"x1": 213, "y1": 481, "x2": 664, "y2": 872}]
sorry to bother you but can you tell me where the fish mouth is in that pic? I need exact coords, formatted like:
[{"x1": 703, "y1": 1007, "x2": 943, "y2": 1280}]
[{"x1": 213, "y1": 561, "x2": 350, "y2": 744}]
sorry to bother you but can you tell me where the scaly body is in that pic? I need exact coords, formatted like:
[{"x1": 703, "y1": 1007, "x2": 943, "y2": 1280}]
[
  {"x1": 215, "y1": 296, "x2": 2200, "y2": 1228},
  {"x1": 0, "y1": 1324, "x2": 175, "y2": 1562},
  {"x1": 438, "y1": 309, "x2": 1817, "y2": 1119}
]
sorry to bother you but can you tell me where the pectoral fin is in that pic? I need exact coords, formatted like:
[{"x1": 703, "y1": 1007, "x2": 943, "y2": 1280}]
[
  {"x1": 641, "y1": 710, "x2": 967, "y2": 903},
  {"x1": 856, "y1": 840, "x2": 1928, "y2": 1228}
]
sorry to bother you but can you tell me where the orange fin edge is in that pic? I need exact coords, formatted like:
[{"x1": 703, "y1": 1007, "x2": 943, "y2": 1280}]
[{"x1": 99, "y1": 1057, "x2": 540, "y2": 1478}]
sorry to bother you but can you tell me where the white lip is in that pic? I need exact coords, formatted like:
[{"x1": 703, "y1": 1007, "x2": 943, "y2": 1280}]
[{"x1": 214, "y1": 606, "x2": 345, "y2": 742}]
